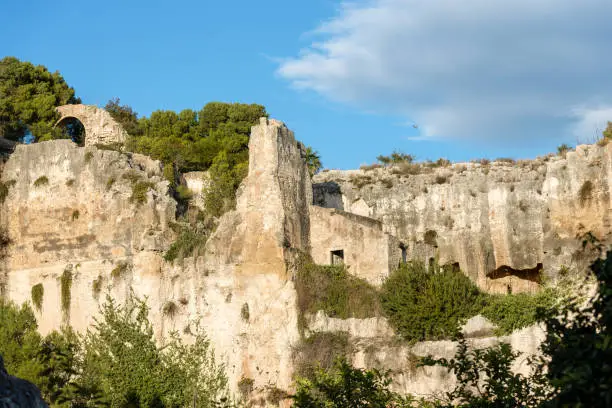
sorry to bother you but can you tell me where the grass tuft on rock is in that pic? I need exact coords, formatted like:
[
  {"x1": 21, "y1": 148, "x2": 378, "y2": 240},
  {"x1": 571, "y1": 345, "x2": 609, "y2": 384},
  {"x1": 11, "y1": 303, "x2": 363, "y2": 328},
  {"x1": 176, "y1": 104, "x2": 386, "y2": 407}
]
[
  {"x1": 60, "y1": 266, "x2": 73, "y2": 317},
  {"x1": 33, "y1": 176, "x2": 49, "y2": 187},
  {"x1": 31, "y1": 283, "x2": 44, "y2": 312}
]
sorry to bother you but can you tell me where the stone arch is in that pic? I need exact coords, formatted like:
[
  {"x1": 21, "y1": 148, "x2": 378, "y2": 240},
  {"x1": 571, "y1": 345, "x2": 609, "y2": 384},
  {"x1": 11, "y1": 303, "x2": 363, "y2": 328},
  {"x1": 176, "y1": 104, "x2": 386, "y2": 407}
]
[
  {"x1": 55, "y1": 116, "x2": 86, "y2": 146},
  {"x1": 54, "y1": 104, "x2": 128, "y2": 147}
]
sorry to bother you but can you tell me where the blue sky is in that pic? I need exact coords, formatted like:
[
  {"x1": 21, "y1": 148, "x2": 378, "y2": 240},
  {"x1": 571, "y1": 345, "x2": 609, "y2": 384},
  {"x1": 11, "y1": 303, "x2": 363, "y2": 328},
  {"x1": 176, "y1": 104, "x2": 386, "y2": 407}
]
[{"x1": 2, "y1": 0, "x2": 612, "y2": 169}]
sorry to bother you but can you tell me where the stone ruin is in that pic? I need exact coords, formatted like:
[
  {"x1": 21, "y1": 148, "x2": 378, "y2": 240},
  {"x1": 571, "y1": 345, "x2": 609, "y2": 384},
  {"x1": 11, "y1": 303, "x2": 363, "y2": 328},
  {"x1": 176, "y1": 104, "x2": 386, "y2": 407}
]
[{"x1": 55, "y1": 104, "x2": 127, "y2": 147}]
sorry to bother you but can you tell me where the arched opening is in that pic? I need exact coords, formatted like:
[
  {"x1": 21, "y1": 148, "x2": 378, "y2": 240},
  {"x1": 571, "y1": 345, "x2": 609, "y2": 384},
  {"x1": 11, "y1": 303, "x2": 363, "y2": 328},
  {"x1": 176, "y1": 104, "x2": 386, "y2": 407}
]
[
  {"x1": 56, "y1": 116, "x2": 85, "y2": 146},
  {"x1": 399, "y1": 244, "x2": 407, "y2": 264}
]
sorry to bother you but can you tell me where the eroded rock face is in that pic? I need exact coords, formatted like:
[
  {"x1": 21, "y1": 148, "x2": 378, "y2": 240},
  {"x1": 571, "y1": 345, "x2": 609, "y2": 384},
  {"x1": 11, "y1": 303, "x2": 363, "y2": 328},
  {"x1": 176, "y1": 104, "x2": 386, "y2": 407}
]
[
  {"x1": 0, "y1": 118, "x2": 603, "y2": 405},
  {"x1": 313, "y1": 144, "x2": 612, "y2": 293},
  {"x1": 0, "y1": 140, "x2": 176, "y2": 333},
  {"x1": 0, "y1": 119, "x2": 312, "y2": 402}
]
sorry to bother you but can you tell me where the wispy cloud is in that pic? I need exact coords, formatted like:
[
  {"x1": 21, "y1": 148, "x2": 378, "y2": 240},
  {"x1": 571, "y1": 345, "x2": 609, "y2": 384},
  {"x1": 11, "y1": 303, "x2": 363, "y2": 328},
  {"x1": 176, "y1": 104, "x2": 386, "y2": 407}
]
[{"x1": 278, "y1": 0, "x2": 612, "y2": 143}]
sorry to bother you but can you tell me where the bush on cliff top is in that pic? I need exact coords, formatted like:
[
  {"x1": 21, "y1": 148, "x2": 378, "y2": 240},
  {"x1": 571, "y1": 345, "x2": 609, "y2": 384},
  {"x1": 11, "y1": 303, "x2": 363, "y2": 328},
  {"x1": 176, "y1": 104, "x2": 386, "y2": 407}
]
[{"x1": 381, "y1": 261, "x2": 487, "y2": 342}]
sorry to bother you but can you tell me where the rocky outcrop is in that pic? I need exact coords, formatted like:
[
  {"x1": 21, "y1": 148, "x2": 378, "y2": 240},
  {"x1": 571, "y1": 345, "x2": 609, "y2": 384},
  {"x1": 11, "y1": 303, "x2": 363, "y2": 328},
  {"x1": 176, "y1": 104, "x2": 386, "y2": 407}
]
[
  {"x1": 313, "y1": 144, "x2": 612, "y2": 293},
  {"x1": 0, "y1": 140, "x2": 176, "y2": 332},
  {"x1": 305, "y1": 311, "x2": 545, "y2": 398},
  {"x1": 0, "y1": 118, "x2": 313, "y2": 402}
]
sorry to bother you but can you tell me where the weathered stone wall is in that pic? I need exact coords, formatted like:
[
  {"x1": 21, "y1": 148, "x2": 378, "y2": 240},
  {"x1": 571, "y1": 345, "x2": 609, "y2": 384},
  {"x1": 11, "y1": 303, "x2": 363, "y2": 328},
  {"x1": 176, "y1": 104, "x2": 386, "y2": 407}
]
[
  {"x1": 309, "y1": 205, "x2": 401, "y2": 286},
  {"x1": 313, "y1": 143, "x2": 612, "y2": 293},
  {"x1": 56, "y1": 104, "x2": 128, "y2": 147},
  {"x1": 236, "y1": 118, "x2": 313, "y2": 278}
]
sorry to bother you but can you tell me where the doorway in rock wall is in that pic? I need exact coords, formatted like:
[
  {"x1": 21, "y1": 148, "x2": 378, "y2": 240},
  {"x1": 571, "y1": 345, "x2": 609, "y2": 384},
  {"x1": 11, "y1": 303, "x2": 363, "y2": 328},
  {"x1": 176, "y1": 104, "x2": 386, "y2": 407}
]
[
  {"x1": 56, "y1": 116, "x2": 85, "y2": 146},
  {"x1": 331, "y1": 249, "x2": 344, "y2": 265},
  {"x1": 399, "y1": 244, "x2": 407, "y2": 264}
]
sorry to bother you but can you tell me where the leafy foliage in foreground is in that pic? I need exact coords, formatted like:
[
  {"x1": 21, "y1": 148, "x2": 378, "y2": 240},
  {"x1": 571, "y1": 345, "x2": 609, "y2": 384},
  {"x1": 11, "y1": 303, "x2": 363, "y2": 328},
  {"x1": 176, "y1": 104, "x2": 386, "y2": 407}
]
[
  {"x1": 421, "y1": 338, "x2": 549, "y2": 407},
  {"x1": 539, "y1": 251, "x2": 612, "y2": 407},
  {"x1": 75, "y1": 295, "x2": 230, "y2": 407},
  {"x1": 0, "y1": 296, "x2": 231, "y2": 408},
  {"x1": 293, "y1": 357, "x2": 419, "y2": 408},
  {"x1": 0, "y1": 300, "x2": 79, "y2": 406}
]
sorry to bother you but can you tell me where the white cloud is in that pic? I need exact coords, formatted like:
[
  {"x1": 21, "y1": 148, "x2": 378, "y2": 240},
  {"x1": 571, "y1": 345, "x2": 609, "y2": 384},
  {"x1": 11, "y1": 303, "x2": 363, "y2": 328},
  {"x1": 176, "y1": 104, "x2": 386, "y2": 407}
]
[
  {"x1": 278, "y1": 0, "x2": 612, "y2": 142},
  {"x1": 571, "y1": 106, "x2": 612, "y2": 143}
]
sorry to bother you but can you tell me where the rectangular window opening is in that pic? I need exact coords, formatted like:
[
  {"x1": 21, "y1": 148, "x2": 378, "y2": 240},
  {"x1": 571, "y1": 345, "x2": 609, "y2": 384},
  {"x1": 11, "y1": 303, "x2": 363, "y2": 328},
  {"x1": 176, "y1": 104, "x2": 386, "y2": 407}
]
[{"x1": 331, "y1": 249, "x2": 344, "y2": 265}]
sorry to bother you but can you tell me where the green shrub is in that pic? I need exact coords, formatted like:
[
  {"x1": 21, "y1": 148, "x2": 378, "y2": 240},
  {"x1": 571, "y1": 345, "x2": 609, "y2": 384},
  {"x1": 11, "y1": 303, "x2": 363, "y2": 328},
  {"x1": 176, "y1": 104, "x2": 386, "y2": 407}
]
[
  {"x1": 203, "y1": 151, "x2": 248, "y2": 218},
  {"x1": 94, "y1": 142, "x2": 123, "y2": 151},
  {"x1": 65, "y1": 178, "x2": 75, "y2": 187},
  {"x1": 241, "y1": 303, "x2": 250, "y2": 322},
  {"x1": 31, "y1": 283, "x2": 44, "y2": 312},
  {"x1": 359, "y1": 163, "x2": 382, "y2": 171},
  {"x1": 76, "y1": 295, "x2": 230, "y2": 407},
  {"x1": 33, "y1": 176, "x2": 49, "y2": 187},
  {"x1": 380, "y1": 261, "x2": 486, "y2": 342},
  {"x1": 162, "y1": 301, "x2": 178, "y2": 318},
  {"x1": 105, "y1": 176, "x2": 116, "y2": 191},
  {"x1": 130, "y1": 180, "x2": 155, "y2": 205},
  {"x1": 176, "y1": 184, "x2": 193, "y2": 201},
  {"x1": 0, "y1": 179, "x2": 16, "y2": 204},
  {"x1": 377, "y1": 151, "x2": 414, "y2": 165},
  {"x1": 0, "y1": 227, "x2": 10, "y2": 248},
  {"x1": 424, "y1": 230, "x2": 438, "y2": 246},
  {"x1": 435, "y1": 174, "x2": 448, "y2": 184},
  {"x1": 122, "y1": 170, "x2": 142, "y2": 184},
  {"x1": 92, "y1": 275, "x2": 103, "y2": 299},
  {"x1": 0, "y1": 300, "x2": 80, "y2": 404},
  {"x1": 349, "y1": 174, "x2": 374, "y2": 189},
  {"x1": 111, "y1": 261, "x2": 131, "y2": 280},
  {"x1": 295, "y1": 263, "x2": 381, "y2": 322},
  {"x1": 163, "y1": 226, "x2": 208, "y2": 263},
  {"x1": 294, "y1": 357, "x2": 415, "y2": 407},
  {"x1": 84, "y1": 151, "x2": 94, "y2": 163},
  {"x1": 421, "y1": 338, "x2": 547, "y2": 407},
  {"x1": 293, "y1": 332, "x2": 352, "y2": 380},
  {"x1": 557, "y1": 144, "x2": 571, "y2": 156},
  {"x1": 238, "y1": 377, "x2": 254, "y2": 398},
  {"x1": 71, "y1": 209, "x2": 80, "y2": 221},
  {"x1": 60, "y1": 266, "x2": 73, "y2": 317},
  {"x1": 481, "y1": 288, "x2": 558, "y2": 335},
  {"x1": 579, "y1": 180, "x2": 593, "y2": 205},
  {"x1": 163, "y1": 162, "x2": 175, "y2": 186}
]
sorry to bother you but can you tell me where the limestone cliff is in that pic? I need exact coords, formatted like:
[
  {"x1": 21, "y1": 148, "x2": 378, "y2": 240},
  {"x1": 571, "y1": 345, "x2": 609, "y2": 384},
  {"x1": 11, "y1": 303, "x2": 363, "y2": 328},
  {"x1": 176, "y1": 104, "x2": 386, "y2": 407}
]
[
  {"x1": 0, "y1": 118, "x2": 312, "y2": 405},
  {"x1": 313, "y1": 144, "x2": 612, "y2": 293},
  {"x1": 0, "y1": 111, "x2": 609, "y2": 406}
]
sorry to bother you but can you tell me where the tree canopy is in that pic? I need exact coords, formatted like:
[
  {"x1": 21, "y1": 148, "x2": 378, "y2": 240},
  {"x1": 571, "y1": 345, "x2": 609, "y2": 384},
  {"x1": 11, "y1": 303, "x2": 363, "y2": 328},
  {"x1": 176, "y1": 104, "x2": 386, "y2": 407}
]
[{"x1": 0, "y1": 57, "x2": 80, "y2": 141}]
